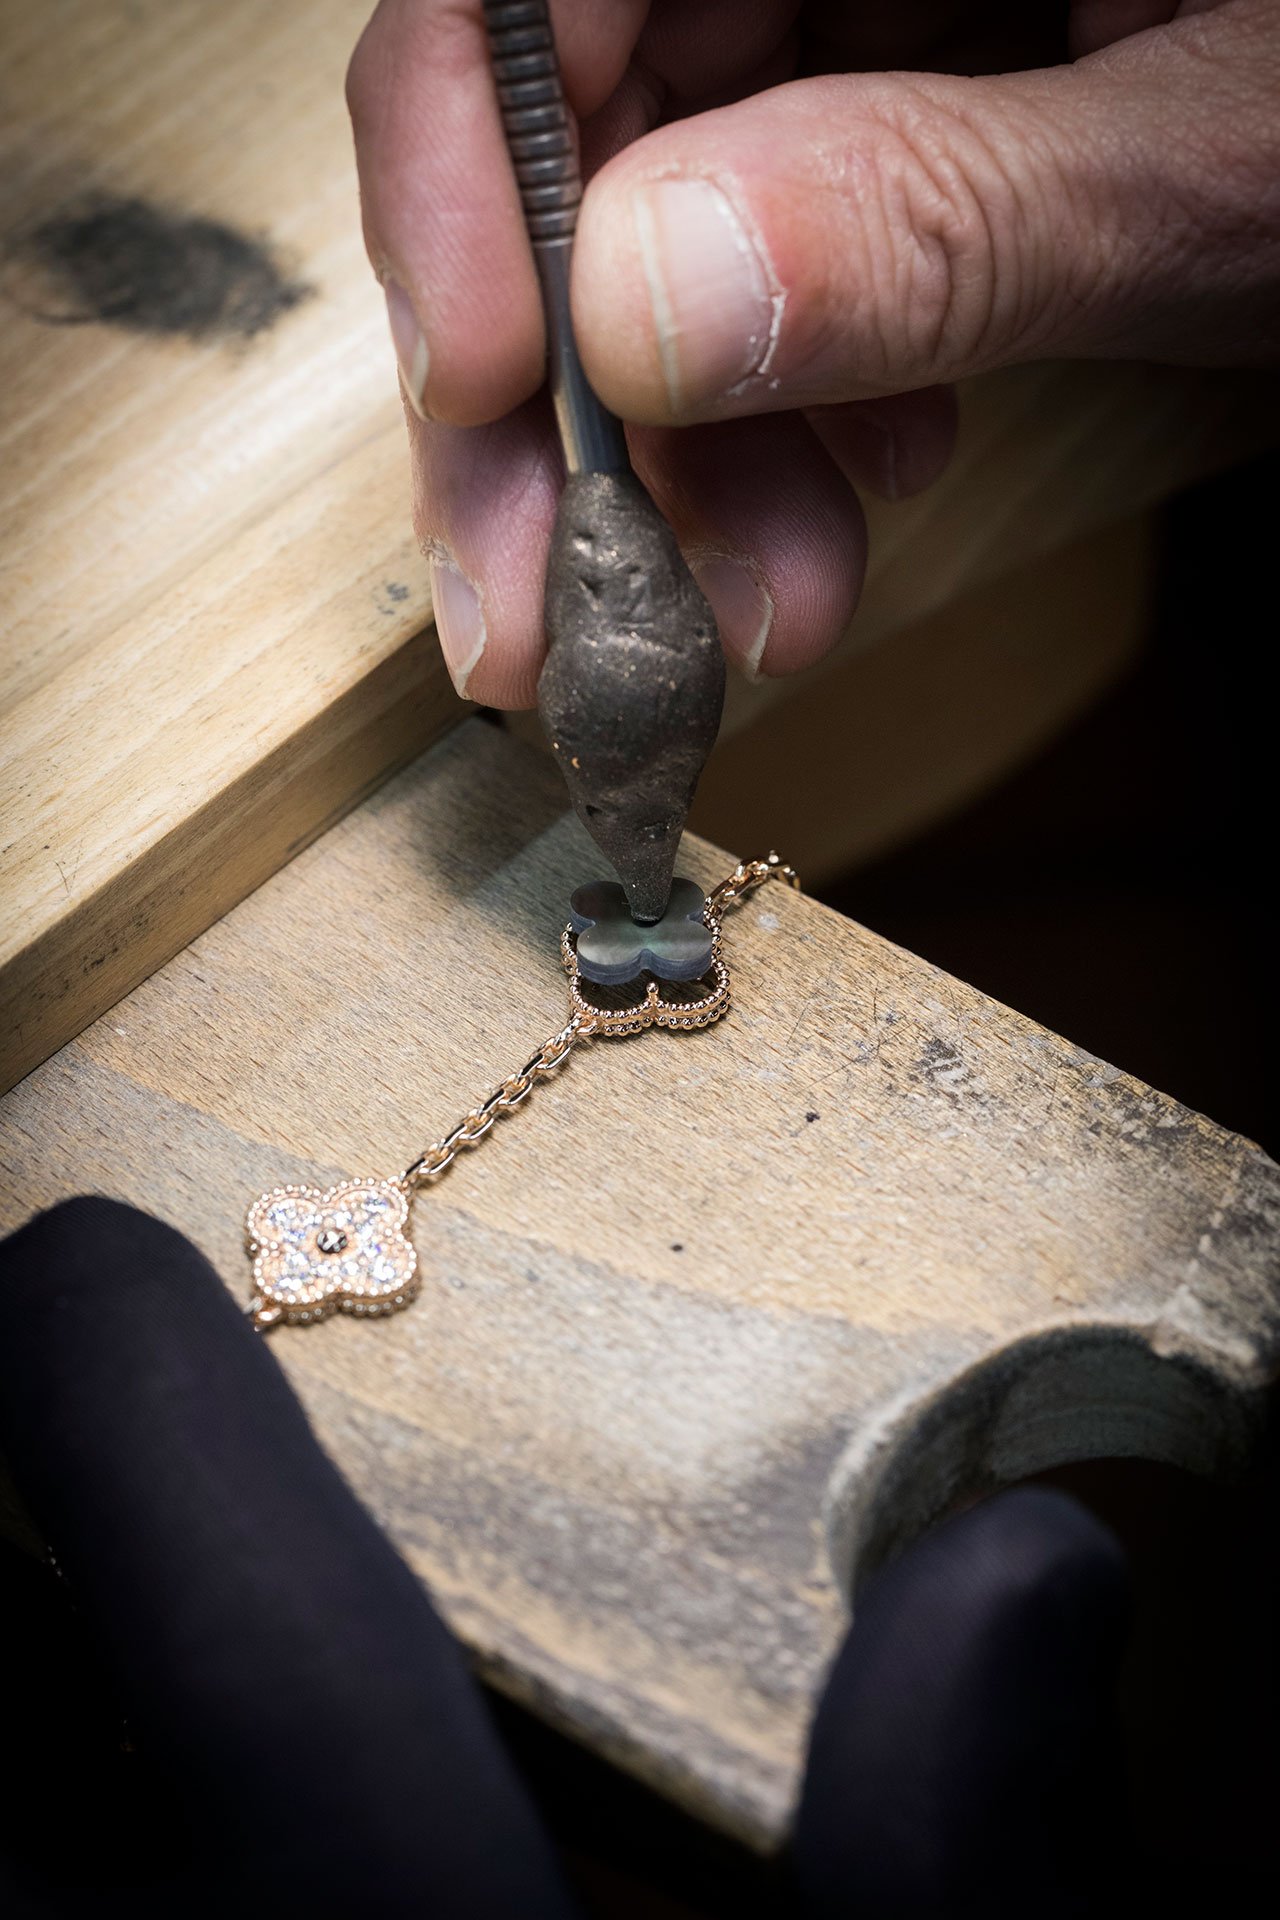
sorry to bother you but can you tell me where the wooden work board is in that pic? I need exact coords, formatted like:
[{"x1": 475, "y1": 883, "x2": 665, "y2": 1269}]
[
  {"x1": 4, "y1": 0, "x2": 1280, "y2": 1099},
  {"x1": 3, "y1": 717, "x2": 1277, "y2": 1847}
]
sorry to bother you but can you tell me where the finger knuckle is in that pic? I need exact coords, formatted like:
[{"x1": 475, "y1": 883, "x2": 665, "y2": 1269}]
[
  {"x1": 347, "y1": 2, "x2": 476, "y2": 128},
  {"x1": 344, "y1": 9, "x2": 384, "y2": 127},
  {"x1": 816, "y1": 82, "x2": 1075, "y2": 383}
]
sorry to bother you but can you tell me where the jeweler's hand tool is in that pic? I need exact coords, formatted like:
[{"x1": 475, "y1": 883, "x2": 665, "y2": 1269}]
[{"x1": 481, "y1": 0, "x2": 725, "y2": 926}]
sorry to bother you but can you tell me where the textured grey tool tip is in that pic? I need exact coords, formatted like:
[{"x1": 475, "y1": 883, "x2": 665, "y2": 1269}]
[
  {"x1": 570, "y1": 877, "x2": 714, "y2": 986},
  {"x1": 539, "y1": 471, "x2": 727, "y2": 925}
]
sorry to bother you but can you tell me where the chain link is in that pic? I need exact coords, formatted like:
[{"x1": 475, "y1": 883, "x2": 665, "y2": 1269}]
[
  {"x1": 401, "y1": 1012, "x2": 593, "y2": 1191},
  {"x1": 398, "y1": 854, "x2": 797, "y2": 1195},
  {"x1": 706, "y1": 849, "x2": 801, "y2": 919}
]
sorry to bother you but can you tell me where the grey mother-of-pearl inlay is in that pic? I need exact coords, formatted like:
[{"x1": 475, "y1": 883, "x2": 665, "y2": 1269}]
[{"x1": 569, "y1": 877, "x2": 714, "y2": 986}]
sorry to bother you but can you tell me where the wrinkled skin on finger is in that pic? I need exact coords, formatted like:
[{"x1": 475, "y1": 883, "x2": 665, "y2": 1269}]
[{"x1": 348, "y1": 1, "x2": 1277, "y2": 703}]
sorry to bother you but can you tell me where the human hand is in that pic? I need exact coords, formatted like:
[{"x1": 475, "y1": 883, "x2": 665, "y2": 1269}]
[{"x1": 347, "y1": 1, "x2": 1278, "y2": 707}]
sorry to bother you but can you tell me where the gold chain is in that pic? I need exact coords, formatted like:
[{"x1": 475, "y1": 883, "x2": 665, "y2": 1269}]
[
  {"x1": 400, "y1": 1014, "x2": 588, "y2": 1192},
  {"x1": 706, "y1": 850, "x2": 800, "y2": 917},
  {"x1": 245, "y1": 855, "x2": 799, "y2": 1329},
  {"x1": 398, "y1": 853, "x2": 799, "y2": 1195}
]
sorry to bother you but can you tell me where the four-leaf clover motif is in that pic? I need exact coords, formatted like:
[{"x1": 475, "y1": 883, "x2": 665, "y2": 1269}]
[
  {"x1": 569, "y1": 876, "x2": 714, "y2": 986},
  {"x1": 245, "y1": 1179, "x2": 417, "y2": 1324}
]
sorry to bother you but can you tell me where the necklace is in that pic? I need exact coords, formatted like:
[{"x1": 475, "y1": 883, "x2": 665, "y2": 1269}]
[{"x1": 243, "y1": 855, "x2": 798, "y2": 1329}]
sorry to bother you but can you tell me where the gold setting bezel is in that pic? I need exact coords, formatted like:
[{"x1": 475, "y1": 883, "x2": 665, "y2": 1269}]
[
  {"x1": 245, "y1": 1178, "x2": 419, "y2": 1325},
  {"x1": 560, "y1": 901, "x2": 730, "y2": 1037}
]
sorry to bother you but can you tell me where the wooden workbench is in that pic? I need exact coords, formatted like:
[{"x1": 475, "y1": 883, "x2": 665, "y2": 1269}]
[
  {"x1": 3, "y1": 717, "x2": 1279, "y2": 1843},
  {"x1": 3, "y1": 0, "x2": 1279, "y2": 1092},
  {"x1": 2, "y1": 0, "x2": 1279, "y2": 1850}
]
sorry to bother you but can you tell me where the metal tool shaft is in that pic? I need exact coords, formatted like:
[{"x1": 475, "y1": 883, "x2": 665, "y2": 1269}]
[
  {"x1": 482, "y1": 0, "x2": 726, "y2": 924},
  {"x1": 482, "y1": 0, "x2": 627, "y2": 475}
]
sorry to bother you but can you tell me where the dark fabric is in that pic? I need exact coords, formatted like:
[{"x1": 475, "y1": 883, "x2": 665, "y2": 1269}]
[
  {"x1": 0, "y1": 1198, "x2": 579, "y2": 1919},
  {"x1": 0, "y1": 1199, "x2": 1134, "y2": 1916},
  {"x1": 792, "y1": 1488, "x2": 1131, "y2": 1917}
]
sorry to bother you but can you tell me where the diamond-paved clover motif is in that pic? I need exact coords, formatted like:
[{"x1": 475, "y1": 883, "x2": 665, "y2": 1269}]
[{"x1": 245, "y1": 1179, "x2": 417, "y2": 1324}]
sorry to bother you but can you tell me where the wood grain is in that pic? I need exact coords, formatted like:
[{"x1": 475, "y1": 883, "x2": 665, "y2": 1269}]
[
  {"x1": 0, "y1": 0, "x2": 458, "y2": 1094},
  {"x1": 3, "y1": 719, "x2": 1277, "y2": 1845},
  {"x1": 3, "y1": 0, "x2": 1279, "y2": 1095}
]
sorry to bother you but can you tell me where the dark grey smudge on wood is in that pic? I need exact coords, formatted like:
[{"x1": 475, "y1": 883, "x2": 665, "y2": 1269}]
[{"x1": 3, "y1": 193, "x2": 311, "y2": 340}]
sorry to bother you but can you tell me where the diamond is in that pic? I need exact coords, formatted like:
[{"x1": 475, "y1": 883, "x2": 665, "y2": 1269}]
[
  {"x1": 266, "y1": 1199, "x2": 309, "y2": 1243},
  {"x1": 272, "y1": 1247, "x2": 313, "y2": 1295},
  {"x1": 247, "y1": 1178, "x2": 416, "y2": 1322}
]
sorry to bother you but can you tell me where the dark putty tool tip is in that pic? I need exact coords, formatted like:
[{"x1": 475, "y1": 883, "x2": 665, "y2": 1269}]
[{"x1": 569, "y1": 878, "x2": 713, "y2": 986}]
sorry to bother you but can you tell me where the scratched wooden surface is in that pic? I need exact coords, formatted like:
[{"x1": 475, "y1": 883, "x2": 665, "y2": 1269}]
[
  {"x1": 3, "y1": 0, "x2": 1280, "y2": 1096},
  {"x1": 3, "y1": 718, "x2": 1277, "y2": 1845}
]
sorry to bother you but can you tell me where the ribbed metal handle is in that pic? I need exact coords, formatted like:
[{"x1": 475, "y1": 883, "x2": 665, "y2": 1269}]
[
  {"x1": 482, "y1": 0, "x2": 628, "y2": 474},
  {"x1": 483, "y1": 0, "x2": 581, "y2": 244}
]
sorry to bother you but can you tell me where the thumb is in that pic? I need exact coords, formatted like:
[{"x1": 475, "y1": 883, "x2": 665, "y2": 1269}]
[{"x1": 573, "y1": 1, "x2": 1280, "y2": 425}]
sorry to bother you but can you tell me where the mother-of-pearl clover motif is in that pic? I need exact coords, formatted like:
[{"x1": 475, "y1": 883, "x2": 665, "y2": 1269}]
[
  {"x1": 568, "y1": 877, "x2": 714, "y2": 986},
  {"x1": 245, "y1": 1179, "x2": 417, "y2": 1323},
  {"x1": 562, "y1": 878, "x2": 731, "y2": 1037}
]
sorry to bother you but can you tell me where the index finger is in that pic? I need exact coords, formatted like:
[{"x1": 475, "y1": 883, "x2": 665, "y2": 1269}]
[{"x1": 348, "y1": 0, "x2": 647, "y2": 425}]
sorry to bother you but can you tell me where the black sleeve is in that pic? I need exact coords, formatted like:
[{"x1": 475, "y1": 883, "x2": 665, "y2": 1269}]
[
  {"x1": 0, "y1": 1197, "x2": 581, "y2": 1920},
  {"x1": 792, "y1": 1484, "x2": 1132, "y2": 1918}
]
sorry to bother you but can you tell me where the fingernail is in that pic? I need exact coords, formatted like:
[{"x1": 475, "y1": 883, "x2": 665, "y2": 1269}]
[
  {"x1": 693, "y1": 556, "x2": 774, "y2": 680},
  {"x1": 632, "y1": 179, "x2": 777, "y2": 412},
  {"x1": 428, "y1": 557, "x2": 486, "y2": 698},
  {"x1": 384, "y1": 275, "x2": 429, "y2": 420}
]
